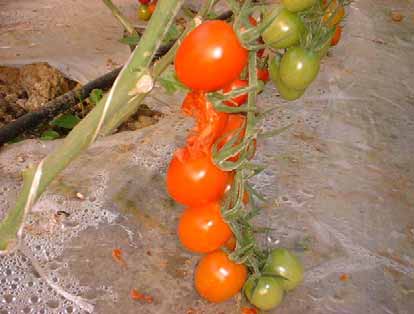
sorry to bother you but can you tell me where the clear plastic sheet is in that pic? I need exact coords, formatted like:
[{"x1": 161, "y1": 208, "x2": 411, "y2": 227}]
[{"x1": 1, "y1": 0, "x2": 414, "y2": 313}]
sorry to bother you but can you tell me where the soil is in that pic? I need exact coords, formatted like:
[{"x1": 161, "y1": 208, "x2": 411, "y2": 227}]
[
  {"x1": 0, "y1": 63, "x2": 162, "y2": 141},
  {"x1": 0, "y1": 62, "x2": 77, "y2": 126}
]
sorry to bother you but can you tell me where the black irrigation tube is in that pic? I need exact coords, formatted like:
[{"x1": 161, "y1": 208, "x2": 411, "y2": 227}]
[{"x1": 0, "y1": 11, "x2": 233, "y2": 146}]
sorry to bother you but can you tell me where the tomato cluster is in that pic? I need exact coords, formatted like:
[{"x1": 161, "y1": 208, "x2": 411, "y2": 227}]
[
  {"x1": 163, "y1": 16, "x2": 302, "y2": 310},
  {"x1": 264, "y1": 0, "x2": 346, "y2": 100},
  {"x1": 163, "y1": 1, "x2": 347, "y2": 309},
  {"x1": 165, "y1": 19, "x2": 256, "y2": 303},
  {"x1": 137, "y1": 0, "x2": 157, "y2": 21}
]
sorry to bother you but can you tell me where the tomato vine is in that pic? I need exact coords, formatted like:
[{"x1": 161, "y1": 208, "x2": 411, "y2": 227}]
[{"x1": 166, "y1": 0, "x2": 350, "y2": 311}]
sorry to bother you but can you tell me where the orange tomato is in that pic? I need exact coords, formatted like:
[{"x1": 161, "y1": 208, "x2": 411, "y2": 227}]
[
  {"x1": 331, "y1": 25, "x2": 342, "y2": 46},
  {"x1": 148, "y1": 2, "x2": 156, "y2": 14},
  {"x1": 166, "y1": 148, "x2": 230, "y2": 207},
  {"x1": 195, "y1": 250, "x2": 247, "y2": 302},
  {"x1": 323, "y1": 0, "x2": 345, "y2": 27},
  {"x1": 178, "y1": 201, "x2": 232, "y2": 253},
  {"x1": 175, "y1": 21, "x2": 248, "y2": 91}
]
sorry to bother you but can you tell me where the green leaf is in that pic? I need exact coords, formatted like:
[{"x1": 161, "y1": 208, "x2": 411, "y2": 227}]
[
  {"x1": 40, "y1": 130, "x2": 60, "y2": 141},
  {"x1": 89, "y1": 89, "x2": 103, "y2": 104},
  {"x1": 158, "y1": 68, "x2": 187, "y2": 94},
  {"x1": 51, "y1": 114, "x2": 81, "y2": 129},
  {"x1": 7, "y1": 136, "x2": 23, "y2": 144},
  {"x1": 207, "y1": 11, "x2": 219, "y2": 19},
  {"x1": 119, "y1": 34, "x2": 140, "y2": 46}
]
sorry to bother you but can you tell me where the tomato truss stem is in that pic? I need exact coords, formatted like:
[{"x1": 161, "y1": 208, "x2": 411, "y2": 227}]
[{"x1": 213, "y1": 49, "x2": 268, "y2": 274}]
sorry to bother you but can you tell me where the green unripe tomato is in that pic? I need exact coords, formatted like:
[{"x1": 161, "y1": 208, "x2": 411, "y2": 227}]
[
  {"x1": 282, "y1": 0, "x2": 317, "y2": 12},
  {"x1": 244, "y1": 276, "x2": 284, "y2": 311},
  {"x1": 138, "y1": 4, "x2": 151, "y2": 21},
  {"x1": 263, "y1": 248, "x2": 304, "y2": 291},
  {"x1": 269, "y1": 54, "x2": 306, "y2": 101},
  {"x1": 279, "y1": 47, "x2": 320, "y2": 90},
  {"x1": 262, "y1": 8, "x2": 306, "y2": 49}
]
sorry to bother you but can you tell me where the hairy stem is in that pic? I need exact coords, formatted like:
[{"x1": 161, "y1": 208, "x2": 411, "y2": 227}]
[
  {"x1": 102, "y1": 0, "x2": 137, "y2": 35},
  {"x1": 0, "y1": 0, "x2": 184, "y2": 253}
]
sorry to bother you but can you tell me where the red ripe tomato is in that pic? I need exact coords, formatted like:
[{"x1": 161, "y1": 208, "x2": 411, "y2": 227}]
[
  {"x1": 257, "y1": 68, "x2": 270, "y2": 82},
  {"x1": 166, "y1": 148, "x2": 230, "y2": 207},
  {"x1": 178, "y1": 201, "x2": 232, "y2": 253},
  {"x1": 223, "y1": 79, "x2": 248, "y2": 107},
  {"x1": 257, "y1": 46, "x2": 265, "y2": 58},
  {"x1": 195, "y1": 250, "x2": 247, "y2": 302},
  {"x1": 331, "y1": 25, "x2": 342, "y2": 46},
  {"x1": 248, "y1": 16, "x2": 258, "y2": 26},
  {"x1": 175, "y1": 20, "x2": 248, "y2": 92},
  {"x1": 138, "y1": 0, "x2": 150, "y2": 4},
  {"x1": 182, "y1": 91, "x2": 228, "y2": 155}
]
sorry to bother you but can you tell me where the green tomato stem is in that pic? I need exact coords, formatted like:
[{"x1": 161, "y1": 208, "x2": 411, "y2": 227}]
[
  {"x1": 102, "y1": 0, "x2": 137, "y2": 36},
  {"x1": 0, "y1": 0, "x2": 209, "y2": 253}
]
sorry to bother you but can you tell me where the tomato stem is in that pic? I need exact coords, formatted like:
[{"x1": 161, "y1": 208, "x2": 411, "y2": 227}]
[
  {"x1": 102, "y1": 0, "x2": 138, "y2": 36},
  {"x1": 0, "y1": 0, "x2": 218, "y2": 254}
]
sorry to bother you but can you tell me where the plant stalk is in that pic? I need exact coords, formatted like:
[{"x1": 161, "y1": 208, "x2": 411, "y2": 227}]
[
  {"x1": 0, "y1": 0, "x2": 184, "y2": 253},
  {"x1": 102, "y1": 0, "x2": 137, "y2": 36}
]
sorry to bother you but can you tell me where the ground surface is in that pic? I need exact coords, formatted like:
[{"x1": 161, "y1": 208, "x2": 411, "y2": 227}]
[{"x1": 1, "y1": 0, "x2": 414, "y2": 314}]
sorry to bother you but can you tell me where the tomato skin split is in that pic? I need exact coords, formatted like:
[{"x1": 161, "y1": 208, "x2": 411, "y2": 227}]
[{"x1": 182, "y1": 91, "x2": 228, "y2": 156}]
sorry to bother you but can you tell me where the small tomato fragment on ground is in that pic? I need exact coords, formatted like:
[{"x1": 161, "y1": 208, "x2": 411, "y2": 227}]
[
  {"x1": 112, "y1": 248, "x2": 127, "y2": 268},
  {"x1": 130, "y1": 288, "x2": 154, "y2": 304},
  {"x1": 242, "y1": 307, "x2": 258, "y2": 314},
  {"x1": 391, "y1": 11, "x2": 404, "y2": 22},
  {"x1": 339, "y1": 273, "x2": 349, "y2": 281}
]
